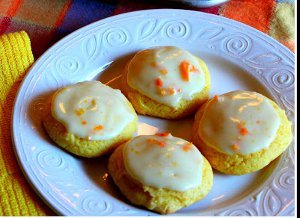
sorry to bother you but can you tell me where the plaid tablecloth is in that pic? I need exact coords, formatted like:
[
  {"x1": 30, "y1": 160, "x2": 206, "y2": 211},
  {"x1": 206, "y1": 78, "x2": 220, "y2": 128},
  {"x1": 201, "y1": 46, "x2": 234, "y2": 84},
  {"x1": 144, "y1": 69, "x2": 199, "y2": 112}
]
[
  {"x1": 0, "y1": 0, "x2": 295, "y2": 215},
  {"x1": 0, "y1": 0, "x2": 295, "y2": 58}
]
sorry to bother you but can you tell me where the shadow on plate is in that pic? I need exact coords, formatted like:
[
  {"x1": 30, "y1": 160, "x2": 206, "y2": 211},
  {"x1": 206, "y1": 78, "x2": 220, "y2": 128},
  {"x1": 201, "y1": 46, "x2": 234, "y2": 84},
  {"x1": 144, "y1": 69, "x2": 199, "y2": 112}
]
[
  {"x1": 27, "y1": 90, "x2": 57, "y2": 143},
  {"x1": 81, "y1": 156, "x2": 157, "y2": 214},
  {"x1": 95, "y1": 52, "x2": 135, "y2": 89}
]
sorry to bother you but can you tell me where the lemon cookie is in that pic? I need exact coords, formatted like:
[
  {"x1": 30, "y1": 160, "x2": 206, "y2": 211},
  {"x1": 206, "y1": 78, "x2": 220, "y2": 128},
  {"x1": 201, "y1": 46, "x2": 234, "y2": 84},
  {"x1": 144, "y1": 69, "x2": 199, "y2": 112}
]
[
  {"x1": 108, "y1": 133, "x2": 213, "y2": 214},
  {"x1": 43, "y1": 81, "x2": 138, "y2": 158},
  {"x1": 122, "y1": 46, "x2": 210, "y2": 119},
  {"x1": 192, "y1": 90, "x2": 293, "y2": 175}
]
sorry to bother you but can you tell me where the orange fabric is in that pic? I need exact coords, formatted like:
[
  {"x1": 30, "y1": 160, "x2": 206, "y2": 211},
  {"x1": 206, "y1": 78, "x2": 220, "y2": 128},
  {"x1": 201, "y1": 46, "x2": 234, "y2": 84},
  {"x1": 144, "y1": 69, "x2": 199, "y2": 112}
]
[
  {"x1": 15, "y1": 0, "x2": 71, "y2": 27},
  {"x1": 4, "y1": 0, "x2": 23, "y2": 17},
  {"x1": 53, "y1": 0, "x2": 73, "y2": 28},
  {"x1": 220, "y1": 0, "x2": 276, "y2": 34},
  {"x1": 280, "y1": 40, "x2": 294, "y2": 52}
]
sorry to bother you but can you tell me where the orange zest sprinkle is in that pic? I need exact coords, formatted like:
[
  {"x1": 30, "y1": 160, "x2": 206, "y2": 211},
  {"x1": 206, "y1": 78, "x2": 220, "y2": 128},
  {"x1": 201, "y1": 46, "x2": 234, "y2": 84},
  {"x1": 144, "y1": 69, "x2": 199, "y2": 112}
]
[
  {"x1": 160, "y1": 89, "x2": 167, "y2": 96},
  {"x1": 232, "y1": 144, "x2": 240, "y2": 151},
  {"x1": 191, "y1": 65, "x2": 200, "y2": 73},
  {"x1": 93, "y1": 125, "x2": 103, "y2": 132},
  {"x1": 75, "y1": 108, "x2": 85, "y2": 116},
  {"x1": 91, "y1": 99, "x2": 96, "y2": 106},
  {"x1": 212, "y1": 95, "x2": 219, "y2": 103},
  {"x1": 159, "y1": 69, "x2": 168, "y2": 75},
  {"x1": 169, "y1": 89, "x2": 175, "y2": 95},
  {"x1": 237, "y1": 122, "x2": 249, "y2": 136},
  {"x1": 240, "y1": 127, "x2": 249, "y2": 136},
  {"x1": 147, "y1": 139, "x2": 166, "y2": 147},
  {"x1": 159, "y1": 88, "x2": 176, "y2": 96},
  {"x1": 81, "y1": 120, "x2": 87, "y2": 125},
  {"x1": 182, "y1": 143, "x2": 193, "y2": 152},
  {"x1": 182, "y1": 70, "x2": 190, "y2": 81},
  {"x1": 157, "y1": 141, "x2": 166, "y2": 147},
  {"x1": 155, "y1": 78, "x2": 163, "y2": 87},
  {"x1": 179, "y1": 61, "x2": 200, "y2": 82},
  {"x1": 179, "y1": 61, "x2": 190, "y2": 81},
  {"x1": 155, "y1": 132, "x2": 170, "y2": 137},
  {"x1": 151, "y1": 61, "x2": 158, "y2": 67}
]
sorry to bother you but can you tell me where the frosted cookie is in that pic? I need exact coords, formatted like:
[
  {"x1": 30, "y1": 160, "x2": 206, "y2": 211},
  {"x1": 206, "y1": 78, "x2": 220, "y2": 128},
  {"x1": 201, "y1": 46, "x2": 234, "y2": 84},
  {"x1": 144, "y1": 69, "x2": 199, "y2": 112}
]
[
  {"x1": 192, "y1": 90, "x2": 293, "y2": 175},
  {"x1": 108, "y1": 133, "x2": 213, "y2": 214},
  {"x1": 122, "y1": 46, "x2": 210, "y2": 119},
  {"x1": 43, "y1": 81, "x2": 138, "y2": 158}
]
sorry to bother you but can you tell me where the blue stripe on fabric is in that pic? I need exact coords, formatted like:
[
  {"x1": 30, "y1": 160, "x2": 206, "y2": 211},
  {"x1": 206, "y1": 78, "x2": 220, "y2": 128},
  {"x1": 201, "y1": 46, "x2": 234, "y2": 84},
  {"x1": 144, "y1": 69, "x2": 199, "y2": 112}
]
[
  {"x1": 57, "y1": 0, "x2": 117, "y2": 37},
  {"x1": 276, "y1": 0, "x2": 294, "y2": 3}
]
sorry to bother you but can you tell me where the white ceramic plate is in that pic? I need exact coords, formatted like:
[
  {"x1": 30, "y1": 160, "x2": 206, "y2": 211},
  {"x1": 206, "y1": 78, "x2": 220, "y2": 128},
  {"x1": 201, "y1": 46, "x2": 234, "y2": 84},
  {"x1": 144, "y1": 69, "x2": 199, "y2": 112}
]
[{"x1": 12, "y1": 9, "x2": 295, "y2": 216}]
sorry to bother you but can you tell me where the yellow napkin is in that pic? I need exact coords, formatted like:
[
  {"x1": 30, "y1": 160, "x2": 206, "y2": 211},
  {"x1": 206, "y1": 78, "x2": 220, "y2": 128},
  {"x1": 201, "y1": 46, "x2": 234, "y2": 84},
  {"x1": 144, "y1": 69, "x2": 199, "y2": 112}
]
[{"x1": 0, "y1": 31, "x2": 52, "y2": 216}]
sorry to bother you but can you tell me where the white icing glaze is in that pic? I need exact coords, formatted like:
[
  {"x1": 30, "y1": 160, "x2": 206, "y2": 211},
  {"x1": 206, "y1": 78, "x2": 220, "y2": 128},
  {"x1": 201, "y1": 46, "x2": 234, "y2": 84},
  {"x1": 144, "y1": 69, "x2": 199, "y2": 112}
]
[
  {"x1": 52, "y1": 81, "x2": 135, "y2": 140},
  {"x1": 198, "y1": 90, "x2": 281, "y2": 155},
  {"x1": 127, "y1": 46, "x2": 205, "y2": 107},
  {"x1": 123, "y1": 134, "x2": 203, "y2": 191}
]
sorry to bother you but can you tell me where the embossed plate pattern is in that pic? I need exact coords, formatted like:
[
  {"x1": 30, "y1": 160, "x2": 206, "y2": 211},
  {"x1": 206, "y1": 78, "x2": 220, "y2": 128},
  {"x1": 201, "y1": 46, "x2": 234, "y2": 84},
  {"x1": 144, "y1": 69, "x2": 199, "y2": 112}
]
[{"x1": 12, "y1": 10, "x2": 295, "y2": 215}]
